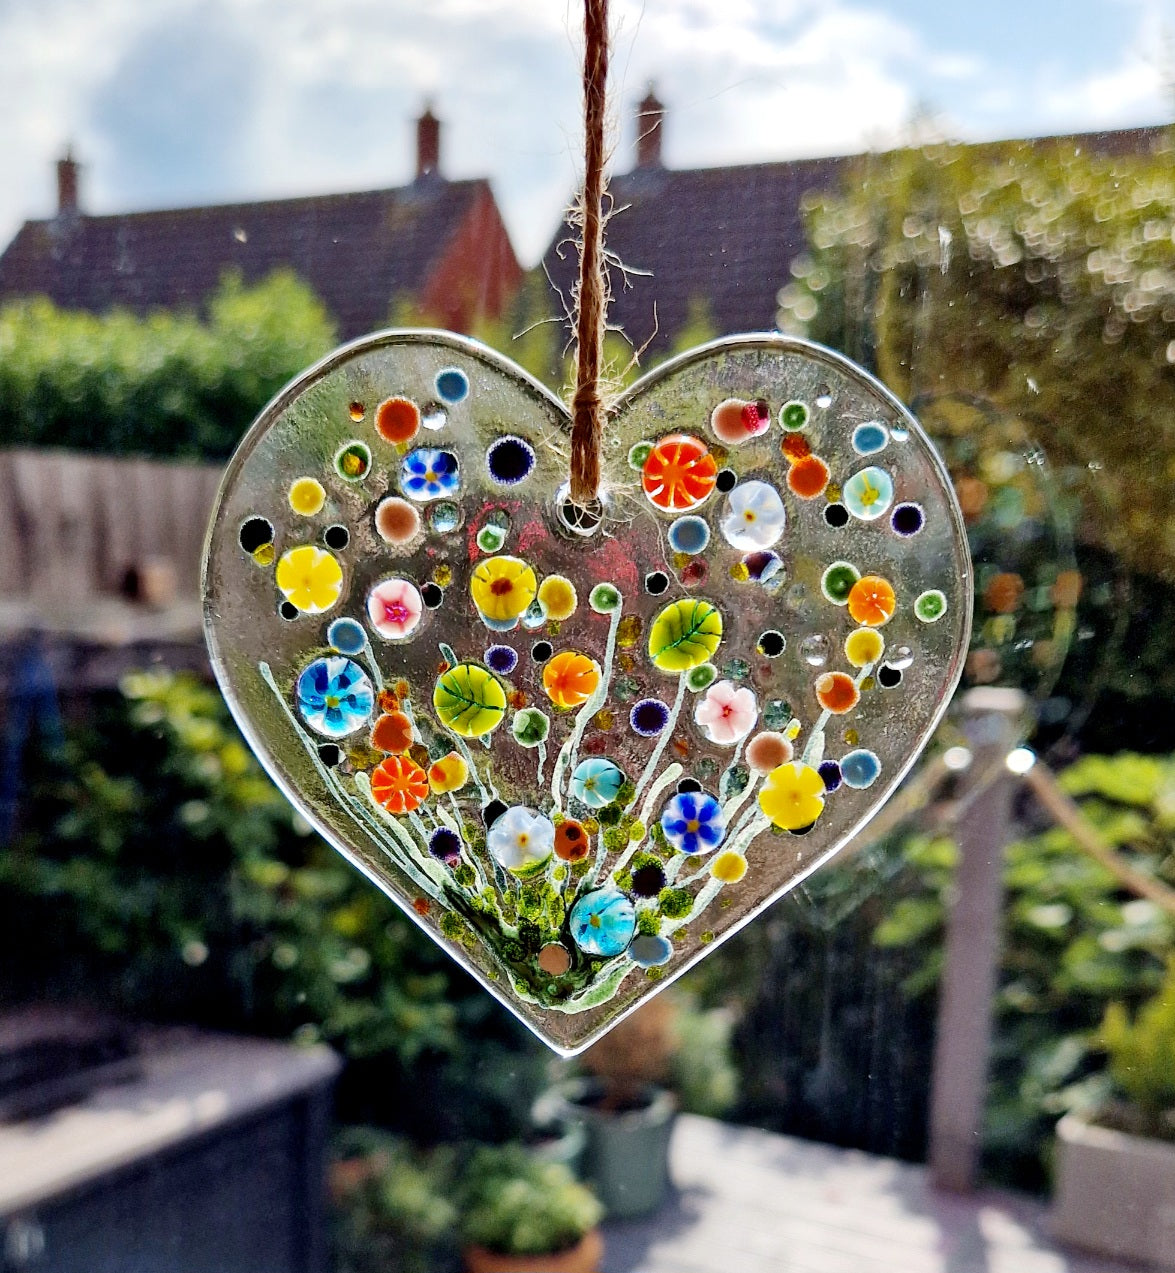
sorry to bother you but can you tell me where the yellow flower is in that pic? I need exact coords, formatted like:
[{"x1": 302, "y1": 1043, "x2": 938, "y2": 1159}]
[
  {"x1": 538, "y1": 574, "x2": 577, "y2": 621},
  {"x1": 710, "y1": 850, "x2": 748, "y2": 883},
  {"x1": 470, "y1": 555, "x2": 537, "y2": 623},
  {"x1": 758, "y1": 762, "x2": 826, "y2": 831},
  {"x1": 844, "y1": 628, "x2": 884, "y2": 668},
  {"x1": 275, "y1": 545, "x2": 343, "y2": 613}
]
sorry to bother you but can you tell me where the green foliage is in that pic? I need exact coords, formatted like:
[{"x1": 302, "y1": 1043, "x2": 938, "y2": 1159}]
[
  {"x1": 783, "y1": 135, "x2": 1175, "y2": 582},
  {"x1": 458, "y1": 1144, "x2": 602, "y2": 1256},
  {"x1": 668, "y1": 999, "x2": 738, "y2": 1118},
  {"x1": 1100, "y1": 956, "x2": 1175, "y2": 1132},
  {"x1": 0, "y1": 669, "x2": 541, "y2": 1140},
  {"x1": 0, "y1": 271, "x2": 336, "y2": 459}
]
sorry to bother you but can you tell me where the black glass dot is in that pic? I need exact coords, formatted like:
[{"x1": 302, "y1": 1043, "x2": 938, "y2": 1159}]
[
  {"x1": 324, "y1": 524, "x2": 349, "y2": 550},
  {"x1": 483, "y1": 799, "x2": 508, "y2": 829},
  {"x1": 631, "y1": 864, "x2": 667, "y2": 897},
  {"x1": 239, "y1": 516, "x2": 273, "y2": 553},
  {"x1": 676, "y1": 777, "x2": 702, "y2": 794},
  {"x1": 487, "y1": 435, "x2": 536, "y2": 485},
  {"x1": 318, "y1": 743, "x2": 342, "y2": 767},
  {"x1": 878, "y1": 664, "x2": 903, "y2": 688},
  {"x1": 645, "y1": 571, "x2": 670, "y2": 595},
  {"x1": 531, "y1": 640, "x2": 553, "y2": 663},
  {"x1": 891, "y1": 503, "x2": 925, "y2": 537},
  {"x1": 421, "y1": 583, "x2": 443, "y2": 609},
  {"x1": 824, "y1": 503, "x2": 850, "y2": 528},
  {"x1": 789, "y1": 821, "x2": 816, "y2": 836},
  {"x1": 715, "y1": 468, "x2": 737, "y2": 493},
  {"x1": 758, "y1": 630, "x2": 785, "y2": 658},
  {"x1": 278, "y1": 600, "x2": 299, "y2": 621}
]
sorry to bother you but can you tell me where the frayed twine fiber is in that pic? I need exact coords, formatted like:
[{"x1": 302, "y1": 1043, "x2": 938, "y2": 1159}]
[{"x1": 569, "y1": 0, "x2": 610, "y2": 505}]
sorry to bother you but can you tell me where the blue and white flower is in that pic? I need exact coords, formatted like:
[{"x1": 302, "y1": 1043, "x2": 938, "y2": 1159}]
[
  {"x1": 660, "y1": 791, "x2": 726, "y2": 855},
  {"x1": 296, "y1": 656, "x2": 374, "y2": 738},
  {"x1": 401, "y1": 448, "x2": 460, "y2": 501},
  {"x1": 569, "y1": 758, "x2": 626, "y2": 809},
  {"x1": 486, "y1": 805, "x2": 555, "y2": 876},
  {"x1": 570, "y1": 888, "x2": 637, "y2": 957}
]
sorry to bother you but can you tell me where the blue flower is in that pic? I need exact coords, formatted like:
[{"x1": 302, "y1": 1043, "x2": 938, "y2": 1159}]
[
  {"x1": 660, "y1": 791, "x2": 726, "y2": 855},
  {"x1": 569, "y1": 758, "x2": 626, "y2": 809},
  {"x1": 570, "y1": 889, "x2": 636, "y2": 957},
  {"x1": 401, "y1": 448, "x2": 460, "y2": 501},
  {"x1": 296, "y1": 656, "x2": 374, "y2": 738}
]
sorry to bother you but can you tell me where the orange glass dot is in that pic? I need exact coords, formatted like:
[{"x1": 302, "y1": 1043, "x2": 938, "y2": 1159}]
[
  {"x1": 815, "y1": 671, "x2": 860, "y2": 714},
  {"x1": 375, "y1": 396, "x2": 421, "y2": 444},
  {"x1": 642, "y1": 434, "x2": 718, "y2": 510},
  {"x1": 847, "y1": 575, "x2": 897, "y2": 627},
  {"x1": 554, "y1": 819, "x2": 591, "y2": 862},
  {"x1": 371, "y1": 711, "x2": 414, "y2": 754},
  {"x1": 782, "y1": 433, "x2": 811, "y2": 462},
  {"x1": 787, "y1": 454, "x2": 830, "y2": 499}
]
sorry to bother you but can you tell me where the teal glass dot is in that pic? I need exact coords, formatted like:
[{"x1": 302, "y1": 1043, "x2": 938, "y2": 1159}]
[
  {"x1": 667, "y1": 515, "x2": 710, "y2": 555},
  {"x1": 327, "y1": 617, "x2": 366, "y2": 655},
  {"x1": 852, "y1": 422, "x2": 889, "y2": 455}
]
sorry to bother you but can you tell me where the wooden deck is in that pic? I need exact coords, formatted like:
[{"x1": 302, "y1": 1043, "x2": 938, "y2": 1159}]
[{"x1": 601, "y1": 1116, "x2": 1133, "y2": 1273}]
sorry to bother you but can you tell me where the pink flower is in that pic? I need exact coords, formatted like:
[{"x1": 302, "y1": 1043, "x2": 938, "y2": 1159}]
[
  {"x1": 694, "y1": 679, "x2": 758, "y2": 746},
  {"x1": 367, "y1": 578, "x2": 423, "y2": 640}
]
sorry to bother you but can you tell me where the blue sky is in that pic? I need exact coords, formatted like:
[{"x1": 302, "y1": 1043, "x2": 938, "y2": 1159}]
[{"x1": 0, "y1": 0, "x2": 1171, "y2": 266}]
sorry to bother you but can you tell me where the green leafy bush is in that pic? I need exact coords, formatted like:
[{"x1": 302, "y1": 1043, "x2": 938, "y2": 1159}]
[
  {"x1": 1100, "y1": 956, "x2": 1175, "y2": 1137},
  {"x1": 0, "y1": 270, "x2": 336, "y2": 460},
  {"x1": 458, "y1": 1144, "x2": 602, "y2": 1256},
  {"x1": 0, "y1": 669, "x2": 541, "y2": 1139}
]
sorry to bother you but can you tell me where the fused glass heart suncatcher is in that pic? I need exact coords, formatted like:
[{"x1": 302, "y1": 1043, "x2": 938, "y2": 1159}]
[{"x1": 203, "y1": 331, "x2": 971, "y2": 1054}]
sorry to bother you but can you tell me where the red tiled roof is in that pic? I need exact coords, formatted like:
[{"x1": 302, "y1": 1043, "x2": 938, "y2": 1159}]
[
  {"x1": 0, "y1": 175, "x2": 488, "y2": 340},
  {"x1": 542, "y1": 124, "x2": 1170, "y2": 356}
]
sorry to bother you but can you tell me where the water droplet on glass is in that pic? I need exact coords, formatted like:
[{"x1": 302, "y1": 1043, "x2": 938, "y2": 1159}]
[
  {"x1": 890, "y1": 423, "x2": 909, "y2": 441},
  {"x1": 889, "y1": 645, "x2": 914, "y2": 669},
  {"x1": 422, "y1": 403, "x2": 447, "y2": 430},
  {"x1": 800, "y1": 634, "x2": 829, "y2": 667}
]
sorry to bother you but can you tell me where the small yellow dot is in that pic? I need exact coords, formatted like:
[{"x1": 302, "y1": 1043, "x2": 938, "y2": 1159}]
[
  {"x1": 433, "y1": 564, "x2": 453, "y2": 587},
  {"x1": 843, "y1": 728, "x2": 859, "y2": 746},
  {"x1": 729, "y1": 562, "x2": 750, "y2": 581},
  {"x1": 289, "y1": 477, "x2": 326, "y2": 516},
  {"x1": 252, "y1": 543, "x2": 275, "y2": 567}
]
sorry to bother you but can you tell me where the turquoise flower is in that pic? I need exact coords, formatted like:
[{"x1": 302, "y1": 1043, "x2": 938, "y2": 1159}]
[
  {"x1": 570, "y1": 889, "x2": 636, "y2": 957},
  {"x1": 569, "y1": 757, "x2": 625, "y2": 808},
  {"x1": 296, "y1": 656, "x2": 374, "y2": 738}
]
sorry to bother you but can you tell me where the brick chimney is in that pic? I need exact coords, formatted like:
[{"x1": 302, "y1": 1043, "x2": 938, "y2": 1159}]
[
  {"x1": 56, "y1": 147, "x2": 80, "y2": 215},
  {"x1": 635, "y1": 86, "x2": 664, "y2": 169},
  {"x1": 416, "y1": 105, "x2": 441, "y2": 179}
]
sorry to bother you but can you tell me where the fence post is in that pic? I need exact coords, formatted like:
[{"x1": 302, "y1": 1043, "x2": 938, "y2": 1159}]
[{"x1": 927, "y1": 685, "x2": 1028, "y2": 1193}]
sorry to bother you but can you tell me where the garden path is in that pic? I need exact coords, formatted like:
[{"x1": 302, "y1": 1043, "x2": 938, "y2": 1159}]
[{"x1": 600, "y1": 1114, "x2": 1130, "y2": 1273}]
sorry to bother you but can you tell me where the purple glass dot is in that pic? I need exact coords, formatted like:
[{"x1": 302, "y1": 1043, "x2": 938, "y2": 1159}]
[
  {"x1": 485, "y1": 644, "x2": 518, "y2": 674},
  {"x1": 891, "y1": 502, "x2": 924, "y2": 537},
  {"x1": 630, "y1": 698, "x2": 670, "y2": 737},
  {"x1": 818, "y1": 760, "x2": 842, "y2": 792},
  {"x1": 429, "y1": 827, "x2": 462, "y2": 863}
]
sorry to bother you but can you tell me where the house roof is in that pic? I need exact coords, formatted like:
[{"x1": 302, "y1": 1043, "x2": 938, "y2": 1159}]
[
  {"x1": 0, "y1": 176, "x2": 488, "y2": 340},
  {"x1": 542, "y1": 124, "x2": 1170, "y2": 357}
]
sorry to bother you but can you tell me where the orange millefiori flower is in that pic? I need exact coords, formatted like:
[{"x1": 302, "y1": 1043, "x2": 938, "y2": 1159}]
[
  {"x1": 642, "y1": 435, "x2": 717, "y2": 510},
  {"x1": 815, "y1": 671, "x2": 860, "y2": 714},
  {"x1": 787, "y1": 454, "x2": 830, "y2": 499},
  {"x1": 542, "y1": 651, "x2": 601, "y2": 708},
  {"x1": 847, "y1": 575, "x2": 897, "y2": 627},
  {"x1": 371, "y1": 711, "x2": 414, "y2": 754},
  {"x1": 371, "y1": 755, "x2": 429, "y2": 814}
]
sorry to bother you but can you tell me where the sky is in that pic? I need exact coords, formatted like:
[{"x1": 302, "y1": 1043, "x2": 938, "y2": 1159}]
[{"x1": 0, "y1": 0, "x2": 1172, "y2": 266}]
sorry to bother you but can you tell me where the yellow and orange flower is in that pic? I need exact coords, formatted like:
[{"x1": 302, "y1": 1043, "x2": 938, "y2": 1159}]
[
  {"x1": 470, "y1": 555, "x2": 537, "y2": 624},
  {"x1": 542, "y1": 651, "x2": 601, "y2": 708},
  {"x1": 847, "y1": 575, "x2": 896, "y2": 627}
]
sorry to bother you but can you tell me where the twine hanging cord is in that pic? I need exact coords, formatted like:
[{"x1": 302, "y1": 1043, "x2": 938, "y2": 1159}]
[{"x1": 569, "y1": 0, "x2": 610, "y2": 506}]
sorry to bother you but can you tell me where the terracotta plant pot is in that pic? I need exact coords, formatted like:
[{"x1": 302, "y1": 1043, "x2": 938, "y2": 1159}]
[
  {"x1": 1053, "y1": 1112, "x2": 1175, "y2": 1268},
  {"x1": 463, "y1": 1227, "x2": 603, "y2": 1273}
]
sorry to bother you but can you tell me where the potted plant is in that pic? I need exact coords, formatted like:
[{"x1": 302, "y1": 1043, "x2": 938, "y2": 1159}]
[
  {"x1": 534, "y1": 992, "x2": 736, "y2": 1218},
  {"x1": 459, "y1": 1144, "x2": 604, "y2": 1273},
  {"x1": 1053, "y1": 956, "x2": 1175, "y2": 1268}
]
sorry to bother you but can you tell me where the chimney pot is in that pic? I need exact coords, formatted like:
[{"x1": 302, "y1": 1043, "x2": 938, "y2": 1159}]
[
  {"x1": 636, "y1": 87, "x2": 664, "y2": 169},
  {"x1": 416, "y1": 105, "x2": 441, "y2": 180},
  {"x1": 57, "y1": 148, "x2": 80, "y2": 215}
]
